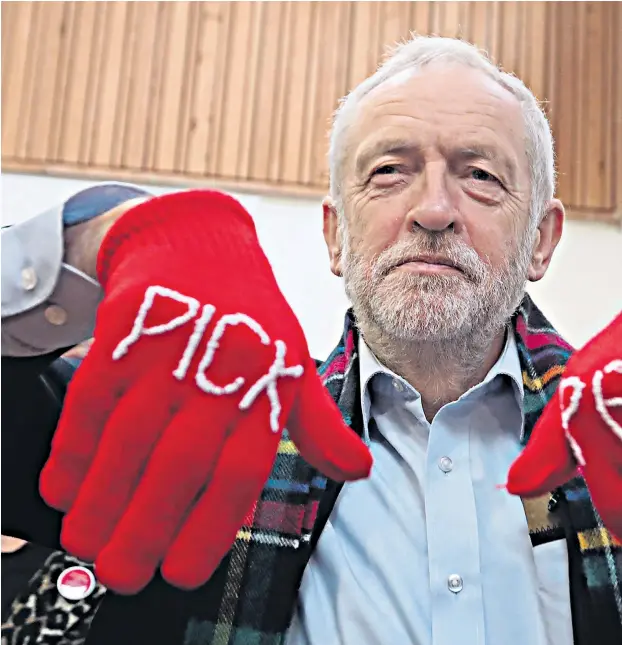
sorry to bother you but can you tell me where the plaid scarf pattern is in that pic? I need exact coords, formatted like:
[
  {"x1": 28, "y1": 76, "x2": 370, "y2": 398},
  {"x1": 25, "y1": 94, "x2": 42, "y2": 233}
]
[{"x1": 87, "y1": 295, "x2": 622, "y2": 645}]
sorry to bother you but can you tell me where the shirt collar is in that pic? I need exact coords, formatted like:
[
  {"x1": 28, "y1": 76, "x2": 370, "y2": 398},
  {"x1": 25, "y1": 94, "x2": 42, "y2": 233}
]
[
  {"x1": 482, "y1": 327, "x2": 524, "y2": 400},
  {"x1": 358, "y1": 326, "x2": 524, "y2": 443}
]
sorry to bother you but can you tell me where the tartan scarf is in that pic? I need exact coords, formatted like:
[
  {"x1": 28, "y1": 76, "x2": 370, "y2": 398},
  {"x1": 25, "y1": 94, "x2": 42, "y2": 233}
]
[{"x1": 87, "y1": 295, "x2": 622, "y2": 645}]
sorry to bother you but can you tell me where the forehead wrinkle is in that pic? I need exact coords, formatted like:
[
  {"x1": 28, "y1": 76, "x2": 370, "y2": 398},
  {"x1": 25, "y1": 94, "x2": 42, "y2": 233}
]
[{"x1": 363, "y1": 75, "x2": 518, "y2": 121}]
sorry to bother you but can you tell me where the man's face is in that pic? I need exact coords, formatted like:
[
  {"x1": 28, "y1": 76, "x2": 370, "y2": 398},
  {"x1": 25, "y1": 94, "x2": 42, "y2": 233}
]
[{"x1": 329, "y1": 65, "x2": 549, "y2": 345}]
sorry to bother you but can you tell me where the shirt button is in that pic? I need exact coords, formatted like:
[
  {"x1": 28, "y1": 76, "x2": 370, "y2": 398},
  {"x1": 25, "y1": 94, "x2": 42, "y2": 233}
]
[
  {"x1": 438, "y1": 456, "x2": 453, "y2": 473},
  {"x1": 447, "y1": 574, "x2": 463, "y2": 593},
  {"x1": 45, "y1": 305, "x2": 68, "y2": 326},
  {"x1": 393, "y1": 379, "x2": 404, "y2": 393},
  {"x1": 57, "y1": 566, "x2": 96, "y2": 601},
  {"x1": 21, "y1": 267, "x2": 38, "y2": 291}
]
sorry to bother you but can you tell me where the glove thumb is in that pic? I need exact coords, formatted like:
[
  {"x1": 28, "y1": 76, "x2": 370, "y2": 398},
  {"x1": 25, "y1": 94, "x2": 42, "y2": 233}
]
[{"x1": 506, "y1": 390, "x2": 578, "y2": 497}]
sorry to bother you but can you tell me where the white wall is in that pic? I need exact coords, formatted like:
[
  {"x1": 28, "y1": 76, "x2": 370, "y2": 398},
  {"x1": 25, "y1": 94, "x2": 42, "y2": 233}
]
[{"x1": 2, "y1": 172, "x2": 621, "y2": 356}]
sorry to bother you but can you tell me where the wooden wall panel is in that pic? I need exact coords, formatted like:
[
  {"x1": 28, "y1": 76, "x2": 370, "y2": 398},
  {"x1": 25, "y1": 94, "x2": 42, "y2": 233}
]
[{"x1": 1, "y1": 1, "x2": 620, "y2": 222}]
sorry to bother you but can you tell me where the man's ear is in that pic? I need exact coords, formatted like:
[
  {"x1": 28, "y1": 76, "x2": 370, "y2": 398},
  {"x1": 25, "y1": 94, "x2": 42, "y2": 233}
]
[
  {"x1": 323, "y1": 197, "x2": 343, "y2": 277},
  {"x1": 528, "y1": 199, "x2": 564, "y2": 282}
]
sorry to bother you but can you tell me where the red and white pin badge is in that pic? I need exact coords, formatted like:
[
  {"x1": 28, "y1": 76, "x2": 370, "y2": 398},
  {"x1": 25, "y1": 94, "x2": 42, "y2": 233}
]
[{"x1": 57, "y1": 566, "x2": 96, "y2": 601}]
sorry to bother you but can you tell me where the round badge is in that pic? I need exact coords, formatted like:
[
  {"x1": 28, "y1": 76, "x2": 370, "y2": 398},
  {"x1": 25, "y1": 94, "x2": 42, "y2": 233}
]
[{"x1": 57, "y1": 566, "x2": 96, "y2": 601}]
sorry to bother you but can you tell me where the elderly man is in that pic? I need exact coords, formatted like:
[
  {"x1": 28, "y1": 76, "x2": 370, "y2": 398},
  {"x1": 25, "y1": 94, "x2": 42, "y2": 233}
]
[{"x1": 2, "y1": 36, "x2": 621, "y2": 645}]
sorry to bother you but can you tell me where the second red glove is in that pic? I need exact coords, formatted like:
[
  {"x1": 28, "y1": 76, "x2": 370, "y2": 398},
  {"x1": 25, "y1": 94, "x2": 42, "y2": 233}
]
[{"x1": 507, "y1": 311, "x2": 622, "y2": 540}]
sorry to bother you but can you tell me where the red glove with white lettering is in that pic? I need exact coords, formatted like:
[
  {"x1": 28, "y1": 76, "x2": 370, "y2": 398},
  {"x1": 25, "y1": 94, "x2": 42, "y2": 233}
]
[
  {"x1": 40, "y1": 190, "x2": 372, "y2": 593},
  {"x1": 507, "y1": 311, "x2": 622, "y2": 540}
]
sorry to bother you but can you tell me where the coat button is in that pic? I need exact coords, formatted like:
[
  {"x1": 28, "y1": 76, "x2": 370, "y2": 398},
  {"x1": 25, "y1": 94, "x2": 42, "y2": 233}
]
[
  {"x1": 21, "y1": 267, "x2": 37, "y2": 291},
  {"x1": 57, "y1": 566, "x2": 96, "y2": 601},
  {"x1": 45, "y1": 305, "x2": 68, "y2": 326}
]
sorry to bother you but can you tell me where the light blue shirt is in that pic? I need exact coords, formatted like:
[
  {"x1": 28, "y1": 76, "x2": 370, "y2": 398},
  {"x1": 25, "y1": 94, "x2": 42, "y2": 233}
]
[{"x1": 287, "y1": 330, "x2": 572, "y2": 645}]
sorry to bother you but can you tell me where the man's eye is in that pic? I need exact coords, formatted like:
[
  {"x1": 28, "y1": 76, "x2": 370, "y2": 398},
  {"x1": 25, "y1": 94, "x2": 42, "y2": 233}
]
[
  {"x1": 372, "y1": 165, "x2": 399, "y2": 176},
  {"x1": 470, "y1": 167, "x2": 499, "y2": 183}
]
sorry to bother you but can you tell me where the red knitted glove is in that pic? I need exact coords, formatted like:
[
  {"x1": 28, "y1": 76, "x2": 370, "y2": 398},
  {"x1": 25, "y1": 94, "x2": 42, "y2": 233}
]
[
  {"x1": 39, "y1": 190, "x2": 372, "y2": 593},
  {"x1": 507, "y1": 311, "x2": 622, "y2": 540}
]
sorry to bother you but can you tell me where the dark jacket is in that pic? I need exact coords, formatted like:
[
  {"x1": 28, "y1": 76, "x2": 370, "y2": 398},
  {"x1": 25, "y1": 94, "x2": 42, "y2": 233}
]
[{"x1": 3, "y1": 298, "x2": 622, "y2": 645}]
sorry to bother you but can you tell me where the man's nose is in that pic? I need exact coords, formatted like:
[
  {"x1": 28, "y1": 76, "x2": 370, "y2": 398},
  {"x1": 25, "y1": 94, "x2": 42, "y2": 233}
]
[{"x1": 407, "y1": 162, "x2": 457, "y2": 232}]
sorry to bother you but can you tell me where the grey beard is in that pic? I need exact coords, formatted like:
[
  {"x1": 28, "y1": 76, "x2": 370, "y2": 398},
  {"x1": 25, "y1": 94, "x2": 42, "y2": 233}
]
[{"x1": 342, "y1": 228, "x2": 534, "y2": 367}]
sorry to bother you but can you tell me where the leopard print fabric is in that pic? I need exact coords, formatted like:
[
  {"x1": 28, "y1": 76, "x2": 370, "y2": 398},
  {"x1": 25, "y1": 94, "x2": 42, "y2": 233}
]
[{"x1": 1, "y1": 551, "x2": 106, "y2": 645}]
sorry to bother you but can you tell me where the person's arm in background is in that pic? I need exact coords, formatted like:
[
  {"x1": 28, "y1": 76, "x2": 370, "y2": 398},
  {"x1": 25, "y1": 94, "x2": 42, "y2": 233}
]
[{"x1": 1, "y1": 183, "x2": 152, "y2": 548}]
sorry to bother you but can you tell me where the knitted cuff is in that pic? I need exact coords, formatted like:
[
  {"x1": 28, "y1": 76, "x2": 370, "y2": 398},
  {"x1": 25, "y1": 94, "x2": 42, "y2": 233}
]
[{"x1": 96, "y1": 190, "x2": 265, "y2": 288}]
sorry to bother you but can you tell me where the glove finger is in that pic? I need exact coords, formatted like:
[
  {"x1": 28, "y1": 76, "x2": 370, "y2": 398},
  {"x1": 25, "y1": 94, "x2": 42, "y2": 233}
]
[
  {"x1": 161, "y1": 397, "x2": 283, "y2": 589},
  {"x1": 506, "y1": 390, "x2": 578, "y2": 497},
  {"x1": 40, "y1": 344, "x2": 128, "y2": 512},
  {"x1": 60, "y1": 376, "x2": 177, "y2": 561},
  {"x1": 94, "y1": 397, "x2": 235, "y2": 594},
  {"x1": 287, "y1": 358, "x2": 372, "y2": 481}
]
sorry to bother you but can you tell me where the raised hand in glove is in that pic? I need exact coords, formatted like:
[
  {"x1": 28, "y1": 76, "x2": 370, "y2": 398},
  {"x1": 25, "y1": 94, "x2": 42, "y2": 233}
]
[
  {"x1": 40, "y1": 190, "x2": 372, "y2": 593},
  {"x1": 507, "y1": 311, "x2": 622, "y2": 540}
]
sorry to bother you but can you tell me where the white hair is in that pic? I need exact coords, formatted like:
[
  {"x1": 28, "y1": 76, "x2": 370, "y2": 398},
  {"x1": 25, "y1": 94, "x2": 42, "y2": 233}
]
[{"x1": 329, "y1": 35, "x2": 556, "y2": 225}]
